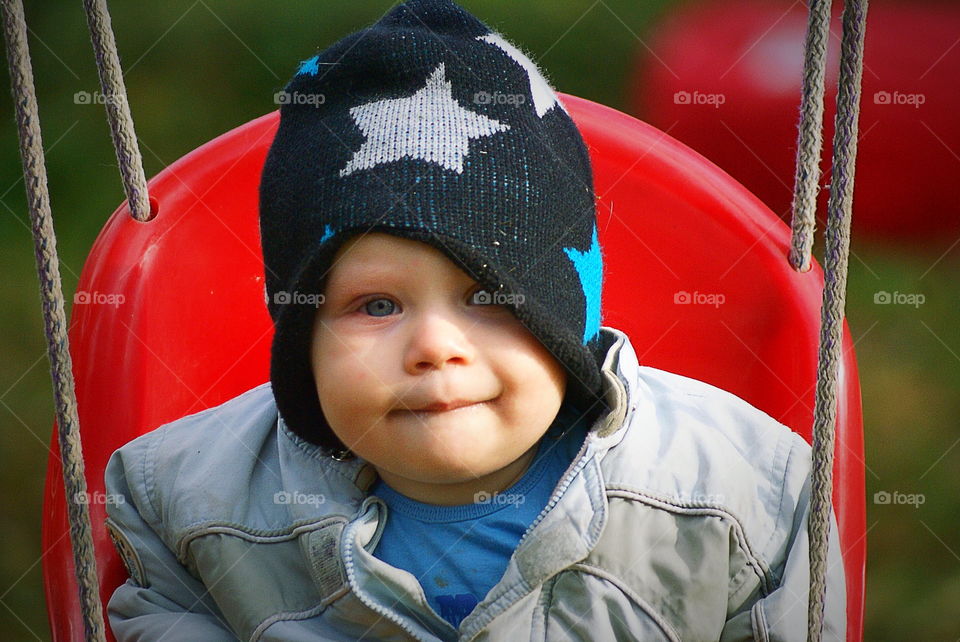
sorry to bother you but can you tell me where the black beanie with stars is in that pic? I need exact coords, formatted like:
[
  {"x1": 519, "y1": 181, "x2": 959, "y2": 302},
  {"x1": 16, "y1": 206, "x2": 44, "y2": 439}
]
[{"x1": 259, "y1": 0, "x2": 607, "y2": 453}]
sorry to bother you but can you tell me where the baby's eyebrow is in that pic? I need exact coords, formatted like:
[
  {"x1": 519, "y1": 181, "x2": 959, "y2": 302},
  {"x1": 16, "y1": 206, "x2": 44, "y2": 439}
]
[
  {"x1": 326, "y1": 270, "x2": 479, "y2": 297},
  {"x1": 332, "y1": 267, "x2": 399, "y2": 285},
  {"x1": 324, "y1": 267, "x2": 404, "y2": 294}
]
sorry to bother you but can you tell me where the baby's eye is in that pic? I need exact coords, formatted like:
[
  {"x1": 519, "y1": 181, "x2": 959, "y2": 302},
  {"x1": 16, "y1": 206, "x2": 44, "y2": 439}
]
[{"x1": 362, "y1": 297, "x2": 397, "y2": 317}]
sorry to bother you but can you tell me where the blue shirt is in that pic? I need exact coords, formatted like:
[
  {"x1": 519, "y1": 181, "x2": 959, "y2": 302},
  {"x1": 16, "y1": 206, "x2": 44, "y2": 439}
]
[{"x1": 370, "y1": 402, "x2": 590, "y2": 629}]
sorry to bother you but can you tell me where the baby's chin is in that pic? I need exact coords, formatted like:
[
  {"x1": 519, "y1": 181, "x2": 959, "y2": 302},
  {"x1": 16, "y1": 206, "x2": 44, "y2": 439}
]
[
  {"x1": 374, "y1": 442, "x2": 514, "y2": 481},
  {"x1": 333, "y1": 406, "x2": 547, "y2": 486},
  {"x1": 367, "y1": 439, "x2": 535, "y2": 490}
]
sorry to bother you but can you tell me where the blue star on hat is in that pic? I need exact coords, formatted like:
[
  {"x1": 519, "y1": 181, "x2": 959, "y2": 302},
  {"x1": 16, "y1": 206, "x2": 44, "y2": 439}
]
[{"x1": 563, "y1": 223, "x2": 603, "y2": 343}]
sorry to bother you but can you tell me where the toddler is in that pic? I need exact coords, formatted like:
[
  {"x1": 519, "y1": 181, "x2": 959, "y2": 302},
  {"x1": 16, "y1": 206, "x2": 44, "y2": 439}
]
[{"x1": 104, "y1": 1, "x2": 846, "y2": 640}]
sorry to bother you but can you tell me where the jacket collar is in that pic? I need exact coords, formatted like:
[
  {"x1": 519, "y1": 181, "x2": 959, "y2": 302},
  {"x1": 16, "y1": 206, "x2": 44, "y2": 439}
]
[{"x1": 276, "y1": 418, "x2": 376, "y2": 524}]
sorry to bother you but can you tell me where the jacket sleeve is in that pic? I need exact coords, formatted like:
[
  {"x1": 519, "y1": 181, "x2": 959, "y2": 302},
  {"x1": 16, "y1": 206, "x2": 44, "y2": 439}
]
[
  {"x1": 103, "y1": 430, "x2": 240, "y2": 641},
  {"x1": 720, "y1": 436, "x2": 848, "y2": 642}
]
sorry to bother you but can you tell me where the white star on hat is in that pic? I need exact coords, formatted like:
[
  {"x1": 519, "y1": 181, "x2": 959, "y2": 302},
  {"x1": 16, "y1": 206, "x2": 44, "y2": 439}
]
[
  {"x1": 339, "y1": 63, "x2": 510, "y2": 177},
  {"x1": 478, "y1": 32, "x2": 565, "y2": 118}
]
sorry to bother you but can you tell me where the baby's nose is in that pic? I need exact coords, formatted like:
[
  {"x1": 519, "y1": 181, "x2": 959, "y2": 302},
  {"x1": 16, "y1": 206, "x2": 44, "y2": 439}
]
[{"x1": 403, "y1": 311, "x2": 476, "y2": 373}]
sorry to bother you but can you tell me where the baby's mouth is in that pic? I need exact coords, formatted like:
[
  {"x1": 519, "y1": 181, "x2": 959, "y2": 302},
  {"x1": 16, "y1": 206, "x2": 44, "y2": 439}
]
[
  {"x1": 412, "y1": 399, "x2": 477, "y2": 412},
  {"x1": 394, "y1": 395, "x2": 499, "y2": 416}
]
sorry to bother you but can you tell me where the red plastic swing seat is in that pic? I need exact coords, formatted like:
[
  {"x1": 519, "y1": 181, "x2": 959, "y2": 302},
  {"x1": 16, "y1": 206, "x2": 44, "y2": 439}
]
[{"x1": 42, "y1": 94, "x2": 865, "y2": 641}]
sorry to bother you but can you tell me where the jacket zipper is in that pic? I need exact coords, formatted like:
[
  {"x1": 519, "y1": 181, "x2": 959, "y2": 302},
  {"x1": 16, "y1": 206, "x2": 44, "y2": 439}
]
[
  {"x1": 514, "y1": 437, "x2": 596, "y2": 552},
  {"x1": 341, "y1": 498, "x2": 450, "y2": 642}
]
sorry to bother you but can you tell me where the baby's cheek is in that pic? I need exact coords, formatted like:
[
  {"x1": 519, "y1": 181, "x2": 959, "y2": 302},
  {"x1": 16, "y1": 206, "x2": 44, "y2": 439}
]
[
  {"x1": 319, "y1": 335, "x2": 367, "y2": 381},
  {"x1": 337, "y1": 356, "x2": 391, "y2": 417}
]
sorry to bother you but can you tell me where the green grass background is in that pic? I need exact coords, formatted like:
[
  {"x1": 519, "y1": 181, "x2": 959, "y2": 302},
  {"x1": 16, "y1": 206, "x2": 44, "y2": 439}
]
[{"x1": 2, "y1": 1, "x2": 958, "y2": 639}]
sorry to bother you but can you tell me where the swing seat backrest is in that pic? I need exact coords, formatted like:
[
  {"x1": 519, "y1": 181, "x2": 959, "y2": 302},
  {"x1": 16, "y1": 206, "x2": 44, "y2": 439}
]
[{"x1": 42, "y1": 94, "x2": 865, "y2": 641}]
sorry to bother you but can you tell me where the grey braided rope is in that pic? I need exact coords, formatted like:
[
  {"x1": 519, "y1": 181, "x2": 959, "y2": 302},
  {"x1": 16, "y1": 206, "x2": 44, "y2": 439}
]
[
  {"x1": 0, "y1": 1, "x2": 107, "y2": 640},
  {"x1": 789, "y1": 0, "x2": 832, "y2": 273},
  {"x1": 81, "y1": 0, "x2": 150, "y2": 221},
  {"x1": 808, "y1": 0, "x2": 868, "y2": 640}
]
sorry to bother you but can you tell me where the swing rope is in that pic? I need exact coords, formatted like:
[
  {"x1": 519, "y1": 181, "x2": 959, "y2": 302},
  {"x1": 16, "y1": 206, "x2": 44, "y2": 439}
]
[
  {"x1": 0, "y1": 0, "x2": 107, "y2": 639},
  {"x1": 789, "y1": 0, "x2": 832, "y2": 274},
  {"x1": 789, "y1": 1, "x2": 869, "y2": 640},
  {"x1": 81, "y1": 0, "x2": 150, "y2": 222}
]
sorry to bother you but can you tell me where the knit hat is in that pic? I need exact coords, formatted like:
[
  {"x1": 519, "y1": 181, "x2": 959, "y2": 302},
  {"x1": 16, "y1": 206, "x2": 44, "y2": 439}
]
[{"x1": 259, "y1": 0, "x2": 606, "y2": 453}]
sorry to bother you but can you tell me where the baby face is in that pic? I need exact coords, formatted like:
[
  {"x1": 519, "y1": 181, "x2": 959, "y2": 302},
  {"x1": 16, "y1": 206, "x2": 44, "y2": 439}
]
[{"x1": 310, "y1": 232, "x2": 566, "y2": 505}]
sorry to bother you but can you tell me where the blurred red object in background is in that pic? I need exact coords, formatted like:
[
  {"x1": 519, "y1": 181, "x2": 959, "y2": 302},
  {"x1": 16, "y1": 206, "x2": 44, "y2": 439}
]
[{"x1": 632, "y1": 0, "x2": 960, "y2": 245}]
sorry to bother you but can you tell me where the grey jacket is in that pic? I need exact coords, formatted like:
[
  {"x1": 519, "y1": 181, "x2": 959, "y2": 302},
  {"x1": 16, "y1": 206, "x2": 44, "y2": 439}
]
[{"x1": 104, "y1": 326, "x2": 846, "y2": 641}]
